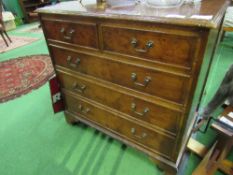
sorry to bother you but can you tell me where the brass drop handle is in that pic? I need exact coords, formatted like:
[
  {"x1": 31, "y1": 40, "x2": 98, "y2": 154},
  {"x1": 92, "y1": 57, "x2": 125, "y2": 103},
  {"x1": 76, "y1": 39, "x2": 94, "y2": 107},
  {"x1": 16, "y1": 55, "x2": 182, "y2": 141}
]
[
  {"x1": 131, "y1": 128, "x2": 147, "y2": 139},
  {"x1": 130, "y1": 38, "x2": 154, "y2": 53},
  {"x1": 131, "y1": 103, "x2": 149, "y2": 117},
  {"x1": 78, "y1": 104, "x2": 90, "y2": 114},
  {"x1": 60, "y1": 27, "x2": 75, "y2": 41},
  {"x1": 67, "y1": 56, "x2": 81, "y2": 68},
  {"x1": 72, "y1": 82, "x2": 86, "y2": 93},
  {"x1": 131, "y1": 73, "x2": 151, "y2": 88}
]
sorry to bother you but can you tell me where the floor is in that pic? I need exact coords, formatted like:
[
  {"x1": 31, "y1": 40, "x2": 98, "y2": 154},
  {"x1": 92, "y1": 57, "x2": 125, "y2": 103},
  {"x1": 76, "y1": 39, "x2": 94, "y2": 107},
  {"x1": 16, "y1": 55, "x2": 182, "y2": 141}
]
[{"x1": 0, "y1": 23, "x2": 233, "y2": 175}]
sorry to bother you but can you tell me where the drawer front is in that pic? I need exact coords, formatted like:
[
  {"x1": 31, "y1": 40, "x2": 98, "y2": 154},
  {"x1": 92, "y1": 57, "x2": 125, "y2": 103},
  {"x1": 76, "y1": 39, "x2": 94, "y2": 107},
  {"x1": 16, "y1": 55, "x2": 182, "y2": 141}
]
[
  {"x1": 42, "y1": 20, "x2": 98, "y2": 49},
  {"x1": 50, "y1": 46, "x2": 189, "y2": 104},
  {"x1": 64, "y1": 92, "x2": 176, "y2": 159},
  {"x1": 57, "y1": 70, "x2": 181, "y2": 134},
  {"x1": 102, "y1": 26, "x2": 196, "y2": 67}
]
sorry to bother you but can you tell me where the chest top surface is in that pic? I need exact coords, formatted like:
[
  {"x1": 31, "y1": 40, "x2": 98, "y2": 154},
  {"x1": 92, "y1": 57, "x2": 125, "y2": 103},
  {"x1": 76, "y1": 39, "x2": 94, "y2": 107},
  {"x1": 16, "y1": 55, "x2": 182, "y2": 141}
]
[{"x1": 37, "y1": 0, "x2": 229, "y2": 28}]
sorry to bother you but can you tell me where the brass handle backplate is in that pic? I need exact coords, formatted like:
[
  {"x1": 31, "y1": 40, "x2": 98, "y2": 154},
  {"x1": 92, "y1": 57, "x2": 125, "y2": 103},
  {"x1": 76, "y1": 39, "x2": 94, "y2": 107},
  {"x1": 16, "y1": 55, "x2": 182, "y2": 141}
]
[
  {"x1": 131, "y1": 73, "x2": 151, "y2": 88},
  {"x1": 131, "y1": 103, "x2": 149, "y2": 117},
  {"x1": 60, "y1": 27, "x2": 75, "y2": 41},
  {"x1": 72, "y1": 82, "x2": 86, "y2": 93},
  {"x1": 130, "y1": 38, "x2": 154, "y2": 53},
  {"x1": 78, "y1": 104, "x2": 90, "y2": 114},
  {"x1": 131, "y1": 128, "x2": 147, "y2": 139},
  {"x1": 67, "y1": 56, "x2": 81, "y2": 68}
]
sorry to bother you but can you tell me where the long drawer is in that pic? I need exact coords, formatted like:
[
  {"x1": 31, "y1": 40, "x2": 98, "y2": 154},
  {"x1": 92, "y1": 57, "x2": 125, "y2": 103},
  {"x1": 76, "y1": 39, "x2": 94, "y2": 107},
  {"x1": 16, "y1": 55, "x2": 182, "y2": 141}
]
[
  {"x1": 50, "y1": 46, "x2": 190, "y2": 104},
  {"x1": 42, "y1": 19, "x2": 98, "y2": 49},
  {"x1": 57, "y1": 69, "x2": 182, "y2": 135},
  {"x1": 101, "y1": 25, "x2": 197, "y2": 68},
  {"x1": 63, "y1": 91, "x2": 176, "y2": 159}
]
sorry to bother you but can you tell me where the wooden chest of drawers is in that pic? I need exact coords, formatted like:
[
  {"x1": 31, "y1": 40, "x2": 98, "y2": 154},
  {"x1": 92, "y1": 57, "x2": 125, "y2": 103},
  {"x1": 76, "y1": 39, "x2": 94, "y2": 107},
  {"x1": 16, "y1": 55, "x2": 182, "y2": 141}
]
[{"x1": 37, "y1": 0, "x2": 228, "y2": 174}]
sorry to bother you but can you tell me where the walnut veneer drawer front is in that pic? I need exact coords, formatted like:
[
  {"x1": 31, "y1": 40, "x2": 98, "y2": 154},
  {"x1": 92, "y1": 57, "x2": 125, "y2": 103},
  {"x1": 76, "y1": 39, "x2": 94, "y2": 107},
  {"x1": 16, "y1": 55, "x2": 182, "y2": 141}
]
[
  {"x1": 102, "y1": 26, "x2": 197, "y2": 67},
  {"x1": 38, "y1": 0, "x2": 228, "y2": 173},
  {"x1": 57, "y1": 70, "x2": 182, "y2": 134},
  {"x1": 64, "y1": 92, "x2": 176, "y2": 159},
  {"x1": 50, "y1": 46, "x2": 189, "y2": 104},
  {"x1": 42, "y1": 20, "x2": 98, "y2": 49}
]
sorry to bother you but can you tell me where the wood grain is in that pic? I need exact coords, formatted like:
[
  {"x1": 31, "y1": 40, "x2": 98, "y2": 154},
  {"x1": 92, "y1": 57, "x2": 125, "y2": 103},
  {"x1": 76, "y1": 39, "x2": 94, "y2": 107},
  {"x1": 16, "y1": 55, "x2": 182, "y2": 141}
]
[
  {"x1": 42, "y1": 19, "x2": 98, "y2": 49},
  {"x1": 36, "y1": 0, "x2": 229, "y2": 28},
  {"x1": 38, "y1": 1, "x2": 228, "y2": 173},
  {"x1": 57, "y1": 68, "x2": 182, "y2": 135},
  {"x1": 63, "y1": 91, "x2": 176, "y2": 159},
  {"x1": 50, "y1": 45, "x2": 190, "y2": 104}
]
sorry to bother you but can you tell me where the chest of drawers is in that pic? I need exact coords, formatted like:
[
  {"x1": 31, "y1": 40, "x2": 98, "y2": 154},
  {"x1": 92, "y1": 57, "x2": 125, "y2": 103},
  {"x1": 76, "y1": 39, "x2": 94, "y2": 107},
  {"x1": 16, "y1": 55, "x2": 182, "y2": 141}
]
[{"x1": 37, "y1": 0, "x2": 229, "y2": 174}]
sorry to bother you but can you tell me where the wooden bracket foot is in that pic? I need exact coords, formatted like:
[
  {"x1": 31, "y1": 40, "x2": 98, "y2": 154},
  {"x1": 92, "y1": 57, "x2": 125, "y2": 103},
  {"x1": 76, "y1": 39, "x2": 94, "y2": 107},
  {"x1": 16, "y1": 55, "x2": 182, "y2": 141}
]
[
  {"x1": 149, "y1": 157, "x2": 177, "y2": 175},
  {"x1": 65, "y1": 112, "x2": 80, "y2": 125}
]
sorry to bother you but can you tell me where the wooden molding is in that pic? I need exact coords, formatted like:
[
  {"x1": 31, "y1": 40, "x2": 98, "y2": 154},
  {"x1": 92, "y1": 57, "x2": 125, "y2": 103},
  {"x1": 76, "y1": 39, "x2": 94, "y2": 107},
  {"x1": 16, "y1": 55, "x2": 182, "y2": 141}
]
[{"x1": 187, "y1": 137, "x2": 208, "y2": 157}]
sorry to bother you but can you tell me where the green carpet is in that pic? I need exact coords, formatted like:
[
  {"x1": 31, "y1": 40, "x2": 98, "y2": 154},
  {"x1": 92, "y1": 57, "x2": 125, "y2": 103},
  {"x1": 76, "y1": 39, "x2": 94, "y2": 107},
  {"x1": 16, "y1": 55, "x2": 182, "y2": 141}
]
[{"x1": 0, "y1": 23, "x2": 232, "y2": 175}]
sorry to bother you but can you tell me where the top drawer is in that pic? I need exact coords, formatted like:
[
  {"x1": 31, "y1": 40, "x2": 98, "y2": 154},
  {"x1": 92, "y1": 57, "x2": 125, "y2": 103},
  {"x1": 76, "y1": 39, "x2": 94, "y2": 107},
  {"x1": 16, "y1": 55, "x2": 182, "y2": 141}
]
[
  {"x1": 101, "y1": 25, "x2": 197, "y2": 68},
  {"x1": 42, "y1": 19, "x2": 98, "y2": 49}
]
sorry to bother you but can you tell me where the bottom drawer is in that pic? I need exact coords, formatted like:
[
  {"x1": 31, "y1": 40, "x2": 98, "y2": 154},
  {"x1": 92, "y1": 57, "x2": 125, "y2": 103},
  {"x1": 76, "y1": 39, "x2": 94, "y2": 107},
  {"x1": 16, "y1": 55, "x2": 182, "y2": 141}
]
[{"x1": 63, "y1": 91, "x2": 176, "y2": 159}]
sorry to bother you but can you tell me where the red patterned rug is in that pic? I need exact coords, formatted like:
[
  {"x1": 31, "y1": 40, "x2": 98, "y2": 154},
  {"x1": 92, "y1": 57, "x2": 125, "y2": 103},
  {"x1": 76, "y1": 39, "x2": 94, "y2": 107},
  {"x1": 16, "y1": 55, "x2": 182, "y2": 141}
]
[{"x1": 0, "y1": 55, "x2": 55, "y2": 103}]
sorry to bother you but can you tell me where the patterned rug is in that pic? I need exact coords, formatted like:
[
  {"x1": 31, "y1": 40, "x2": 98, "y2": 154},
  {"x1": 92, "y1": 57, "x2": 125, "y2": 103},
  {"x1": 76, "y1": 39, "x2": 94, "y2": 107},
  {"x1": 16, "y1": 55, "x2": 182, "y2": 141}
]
[
  {"x1": 21, "y1": 25, "x2": 43, "y2": 33},
  {"x1": 27, "y1": 27, "x2": 43, "y2": 33},
  {"x1": 0, "y1": 36, "x2": 39, "y2": 53},
  {"x1": 0, "y1": 55, "x2": 55, "y2": 103}
]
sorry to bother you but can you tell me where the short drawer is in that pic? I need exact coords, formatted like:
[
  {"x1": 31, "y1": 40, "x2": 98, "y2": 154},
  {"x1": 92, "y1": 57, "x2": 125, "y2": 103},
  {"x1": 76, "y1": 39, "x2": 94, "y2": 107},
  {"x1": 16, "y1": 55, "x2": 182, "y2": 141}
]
[
  {"x1": 57, "y1": 70, "x2": 182, "y2": 134},
  {"x1": 101, "y1": 26, "x2": 196, "y2": 67},
  {"x1": 63, "y1": 92, "x2": 176, "y2": 159},
  {"x1": 42, "y1": 19, "x2": 98, "y2": 49},
  {"x1": 50, "y1": 46, "x2": 189, "y2": 104}
]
